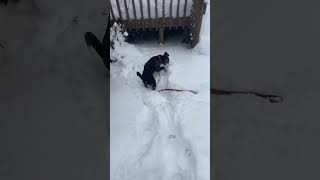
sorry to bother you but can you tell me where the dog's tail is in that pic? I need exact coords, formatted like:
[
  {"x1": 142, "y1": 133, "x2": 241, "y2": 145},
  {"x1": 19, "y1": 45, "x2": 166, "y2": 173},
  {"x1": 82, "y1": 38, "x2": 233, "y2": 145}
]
[
  {"x1": 137, "y1": 72, "x2": 147, "y2": 83},
  {"x1": 136, "y1": 72, "x2": 143, "y2": 80}
]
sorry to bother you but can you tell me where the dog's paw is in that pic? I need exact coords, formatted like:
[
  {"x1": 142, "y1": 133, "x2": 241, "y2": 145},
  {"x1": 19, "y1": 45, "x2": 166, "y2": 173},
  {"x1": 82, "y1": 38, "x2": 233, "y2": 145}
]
[
  {"x1": 160, "y1": 66, "x2": 167, "y2": 72},
  {"x1": 161, "y1": 67, "x2": 168, "y2": 73}
]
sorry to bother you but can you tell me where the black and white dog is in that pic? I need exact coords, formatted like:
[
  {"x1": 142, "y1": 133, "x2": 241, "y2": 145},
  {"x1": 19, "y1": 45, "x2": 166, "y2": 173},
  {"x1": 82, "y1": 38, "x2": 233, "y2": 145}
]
[{"x1": 137, "y1": 52, "x2": 170, "y2": 90}]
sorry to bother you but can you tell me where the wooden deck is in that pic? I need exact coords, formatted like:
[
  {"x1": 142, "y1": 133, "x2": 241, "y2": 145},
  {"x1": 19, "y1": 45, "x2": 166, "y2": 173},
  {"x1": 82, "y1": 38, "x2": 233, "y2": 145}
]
[{"x1": 110, "y1": 0, "x2": 206, "y2": 47}]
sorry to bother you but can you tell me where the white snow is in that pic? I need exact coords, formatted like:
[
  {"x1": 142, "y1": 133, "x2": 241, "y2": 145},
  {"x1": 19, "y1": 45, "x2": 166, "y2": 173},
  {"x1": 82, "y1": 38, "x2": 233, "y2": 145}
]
[
  {"x1": 110, "y1": 3, "x2": 210, "y2": 180},
  {"x1": 111, "y1": 0, "x2": 193, "y2": 20}
]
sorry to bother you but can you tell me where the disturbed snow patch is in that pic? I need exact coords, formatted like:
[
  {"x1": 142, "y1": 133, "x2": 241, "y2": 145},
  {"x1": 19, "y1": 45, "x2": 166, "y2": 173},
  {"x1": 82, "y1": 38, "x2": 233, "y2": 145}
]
[{"x1": 111, "y1": 4, "x2": 210, "y2": 179}]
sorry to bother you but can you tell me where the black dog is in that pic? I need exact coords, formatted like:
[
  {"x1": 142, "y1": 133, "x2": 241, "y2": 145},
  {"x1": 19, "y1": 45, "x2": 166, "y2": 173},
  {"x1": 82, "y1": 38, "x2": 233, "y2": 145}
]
[{"x1": 137, "y1": 52, "x2": 169, "y2": 90}]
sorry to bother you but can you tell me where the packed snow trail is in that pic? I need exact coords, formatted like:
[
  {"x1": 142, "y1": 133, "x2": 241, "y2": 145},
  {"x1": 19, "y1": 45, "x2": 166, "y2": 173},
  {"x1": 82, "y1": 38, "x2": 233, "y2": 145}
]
[
  {"x1": 110, "y1": 40, "x2": 210, "y2": 180},
  {"x1": 113, "y1": 91, "x2": 197, "y2": 180}
]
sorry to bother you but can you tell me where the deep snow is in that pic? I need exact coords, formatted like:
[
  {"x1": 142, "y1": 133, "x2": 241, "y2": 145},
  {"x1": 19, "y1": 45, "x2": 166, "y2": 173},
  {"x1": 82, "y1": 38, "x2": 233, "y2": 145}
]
[{"x1": 110, "y1": 3, "x2": 210, "y2": 180}]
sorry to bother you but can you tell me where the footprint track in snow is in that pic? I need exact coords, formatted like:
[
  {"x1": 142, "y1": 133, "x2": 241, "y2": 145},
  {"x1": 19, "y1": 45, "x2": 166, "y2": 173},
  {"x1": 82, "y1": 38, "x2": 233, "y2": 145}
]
[
  {"x1": 110, "y1": 41, "x2": 207, "y2": 180},
  {"x1": 113, "y1": 63, "x2": 197, "y2": 180}
]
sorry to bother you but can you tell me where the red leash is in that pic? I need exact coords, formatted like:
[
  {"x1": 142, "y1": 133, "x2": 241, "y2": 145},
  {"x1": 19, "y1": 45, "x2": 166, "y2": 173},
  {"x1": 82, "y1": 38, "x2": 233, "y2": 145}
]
[{"x1": 159, "y1": 88, "x2": 198, "y2": 94}]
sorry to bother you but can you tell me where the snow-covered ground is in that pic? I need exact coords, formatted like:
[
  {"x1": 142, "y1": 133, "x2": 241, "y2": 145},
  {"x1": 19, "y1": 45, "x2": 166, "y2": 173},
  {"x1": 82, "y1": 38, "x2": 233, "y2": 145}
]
[{"x1": 110, "y1": 3, "x2": 210, "y2": 180}]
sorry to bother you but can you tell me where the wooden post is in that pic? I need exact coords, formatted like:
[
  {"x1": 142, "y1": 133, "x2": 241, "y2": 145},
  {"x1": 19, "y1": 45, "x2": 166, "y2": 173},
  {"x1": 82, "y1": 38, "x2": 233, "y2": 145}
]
[
  {"x1": 191, "y1": 0, "x2": 205, "y2": 47},
  {"x1": 159, "y1": 28, "x2": 164, "y2": 44}
]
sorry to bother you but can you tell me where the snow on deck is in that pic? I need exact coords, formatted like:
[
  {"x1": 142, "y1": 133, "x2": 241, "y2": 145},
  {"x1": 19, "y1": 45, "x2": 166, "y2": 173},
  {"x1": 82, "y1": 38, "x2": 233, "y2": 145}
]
[{"x1": 111, "y1": 0, "x2": 193, "y2": 20}]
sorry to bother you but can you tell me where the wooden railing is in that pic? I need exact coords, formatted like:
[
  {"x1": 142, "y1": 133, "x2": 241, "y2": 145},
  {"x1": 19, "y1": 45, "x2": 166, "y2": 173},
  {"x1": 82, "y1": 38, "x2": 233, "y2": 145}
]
[{"x1": 110, "y1": 0, "x2": 206, "y2": 47}]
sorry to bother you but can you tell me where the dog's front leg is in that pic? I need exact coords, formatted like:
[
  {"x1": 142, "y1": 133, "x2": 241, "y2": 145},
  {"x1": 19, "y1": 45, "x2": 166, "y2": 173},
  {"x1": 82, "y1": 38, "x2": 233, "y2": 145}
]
[{"x1": 156, "y1": 66, "x2": 166, "y2": 72}]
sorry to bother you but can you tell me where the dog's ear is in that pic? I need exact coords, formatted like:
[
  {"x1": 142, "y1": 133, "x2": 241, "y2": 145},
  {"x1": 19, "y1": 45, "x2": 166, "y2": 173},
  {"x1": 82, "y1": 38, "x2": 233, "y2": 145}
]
[{"x1": 164, "y1": 52, "x2": 169, "y2": 57}]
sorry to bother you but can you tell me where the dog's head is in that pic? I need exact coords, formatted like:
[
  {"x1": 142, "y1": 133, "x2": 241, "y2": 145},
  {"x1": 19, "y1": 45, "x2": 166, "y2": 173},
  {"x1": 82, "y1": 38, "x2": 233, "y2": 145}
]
[{"x1": 161, "y1": 51, "x2": 169, "y2": 65}]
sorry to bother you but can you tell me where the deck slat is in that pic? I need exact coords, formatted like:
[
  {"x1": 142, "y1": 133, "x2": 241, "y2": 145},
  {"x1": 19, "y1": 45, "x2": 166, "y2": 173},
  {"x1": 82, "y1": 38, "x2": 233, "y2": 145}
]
[
  {"x1": 147, "y1": 0, "x2": 151, "y2": 19},
  {"x1": 176, "y1": 0, "x2": 181, "y2": 18},
  {"x1": 169, "y1": 0, "x2": 173, "y2": 17},
  {"x1": 115, "y1": 0, "x2": 122, "y2": 20},
  {"x1": 155, "y1": 0, "x2": 158, "y2": 18},
  {"x1": 169, "y1": 0, "x2": 173, "y2": 28},
  {"x1": 162, "y1": 0, "x2": 165, "y2": 28},
  {"x1": 155, "y1": 0, "x2": 158, "y2": 29},
  {"x1": 132, "y1": 0, "x2": 137, "y2": 20},
  {"x1": 139, "y1": 0, "x2": 144, "y2": 19},
  {"x1": 110, "y1": 5, "x2": 115, "y2": 20},
  {"x1": 162, "y1": 0, "x2": 165, "y2": 18},
  {"x1": 124, "y1": 0, "x2": 130, "y2": 20},
  {"x1": 183, "y1": 0, "x2": 187, "y2": 17},
  {"x1": 139, "y1": 0, "x2": 145, "y2": 30}
]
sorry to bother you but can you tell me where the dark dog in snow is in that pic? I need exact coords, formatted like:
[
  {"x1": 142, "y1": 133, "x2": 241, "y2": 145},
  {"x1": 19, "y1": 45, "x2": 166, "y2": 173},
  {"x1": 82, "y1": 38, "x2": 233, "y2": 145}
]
[{"x1": 136, "y1": 52, "x2": 170, "y2": 90}]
